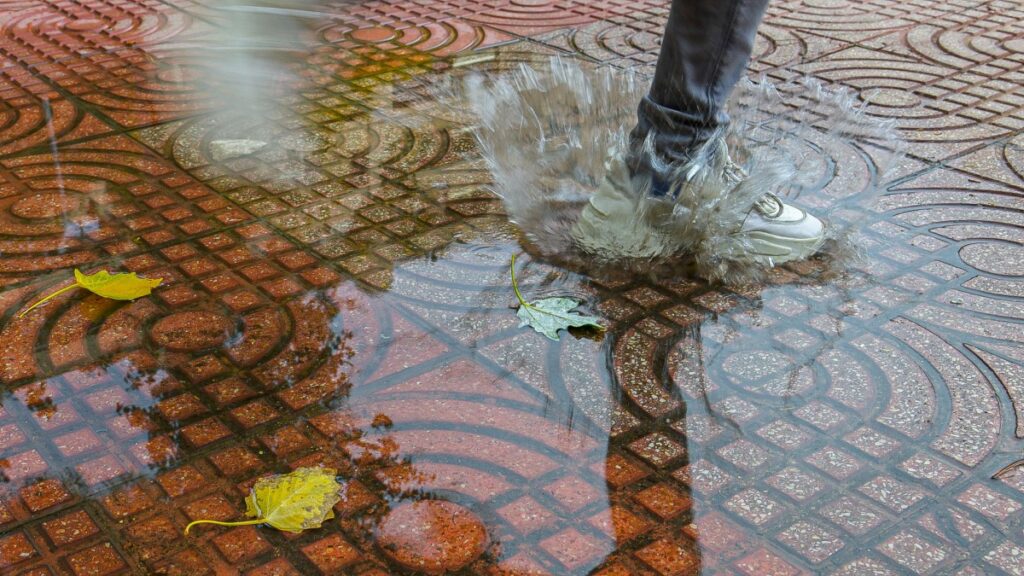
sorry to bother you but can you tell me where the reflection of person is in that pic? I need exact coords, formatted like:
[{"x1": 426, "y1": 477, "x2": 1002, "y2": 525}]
[
  {"x1": 574, "y1": 0, "x2": 826, "y2": 266},
  {"x1": 208, "y1": 1, "x2": 325, "y2": 110}
]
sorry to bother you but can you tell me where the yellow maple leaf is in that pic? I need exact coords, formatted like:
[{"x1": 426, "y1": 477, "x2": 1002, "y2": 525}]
[
  {"x1": 185, "y1": 467, "x2": 342, "y2": 535},
  {"x1": 18, "y1": 269, "x2": 163, "y2": 318}
]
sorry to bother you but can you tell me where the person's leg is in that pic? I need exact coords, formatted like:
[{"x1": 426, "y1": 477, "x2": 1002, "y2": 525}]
[
  {"x1": 630, "y1": 0, "x2": 770, "y2": 176},
  {"x1": 573, "y1": 0, "x2": 825, "y2": 265}
]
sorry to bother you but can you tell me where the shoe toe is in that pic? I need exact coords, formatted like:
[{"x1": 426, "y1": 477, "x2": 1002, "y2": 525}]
[{"x1": 798, "y1": 210, "x2": 825, "y2": 240}]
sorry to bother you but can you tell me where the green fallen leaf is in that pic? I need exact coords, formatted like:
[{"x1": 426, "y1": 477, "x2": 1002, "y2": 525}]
[
  {"x1": 19, "y1": 269, "x2": 163, "y2": 318},
  {"x1": 185, "y1": 467, "x2": 342, "y2": 535},
  {"x1": 511, "y1": 254, "x2": 604, "y2": 341}
]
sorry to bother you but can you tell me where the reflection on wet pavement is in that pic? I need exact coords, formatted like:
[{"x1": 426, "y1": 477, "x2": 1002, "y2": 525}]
[{"x1": 0, "y1": 1, "x2": 1023, "y2": 575}]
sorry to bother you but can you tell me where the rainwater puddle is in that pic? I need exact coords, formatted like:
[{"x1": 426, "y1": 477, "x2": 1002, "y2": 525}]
[{"x1": 0, "y1": 3, "x2": 1022, "y2": 576}]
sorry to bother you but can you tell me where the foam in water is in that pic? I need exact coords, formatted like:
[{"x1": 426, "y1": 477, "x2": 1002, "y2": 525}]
[{"x1": 464, "y1": 57, "x2": 904, "y2": 285}]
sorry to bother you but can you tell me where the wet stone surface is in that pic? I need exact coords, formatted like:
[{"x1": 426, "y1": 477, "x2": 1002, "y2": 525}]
[
  {"x1": 376, "y1": 501, "x2": 488, "y2": 574},
  {"x1": 150, "y1": 311, "x2": 234, "y2": 352},
  {"x1": 10, "y1": 193, "x2": 85, "y2": 220},
  {"x1": 0, "y1": 0, "x2": 1022, "y2": 575}
]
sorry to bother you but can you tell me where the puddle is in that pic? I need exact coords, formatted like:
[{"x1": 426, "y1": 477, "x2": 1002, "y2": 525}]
[{"x1": 0, "y1": 2, "x2": 1022, "y2": 576}]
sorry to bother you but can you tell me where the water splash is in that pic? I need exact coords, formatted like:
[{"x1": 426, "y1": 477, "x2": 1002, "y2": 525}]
[
  {"x1": 40, "y1": 97, "x2": 74, "y2": 241},
  {"x1": 464, "y1": 57, "x2": 904, "y2": 284}
]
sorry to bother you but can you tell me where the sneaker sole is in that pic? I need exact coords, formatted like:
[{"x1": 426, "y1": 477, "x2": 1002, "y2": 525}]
[{"x1": 739, "y1": 230, "x2": 827, "y2": 266}]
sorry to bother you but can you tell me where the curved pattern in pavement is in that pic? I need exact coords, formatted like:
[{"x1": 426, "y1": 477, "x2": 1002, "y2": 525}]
[{"x1": 0, "y1": 1, "x2": 1021, "y2": 575}]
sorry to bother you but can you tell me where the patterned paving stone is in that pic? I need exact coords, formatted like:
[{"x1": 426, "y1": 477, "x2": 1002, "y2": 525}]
[
  {"x1": 0, "y1": 1, "x2": 1022, "y2": 575},
  {"x1": 949, "y1": 132, "x2": 1024, "y2": 191},
  {"x1": 877, "y1": 529, "x2": 953, "y2": 574},
  {"x1": 377, "y1": 500, "x2": 487, "y2": 574},
  {"x1": 776, "y1": 519, "x2": 845, "y2": 564},
  {"x1": 0, "y1": 21, "x2": 212, "y2": 129}
]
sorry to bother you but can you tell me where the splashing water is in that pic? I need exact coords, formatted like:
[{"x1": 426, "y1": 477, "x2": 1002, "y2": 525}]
[{"x1": 464, "y1": 57, "x2": 905, "y2": 284}]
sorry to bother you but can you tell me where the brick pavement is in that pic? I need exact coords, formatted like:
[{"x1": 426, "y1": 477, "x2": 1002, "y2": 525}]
[{"x1": 0, "y1": 1, "x2": 1022, "y2": 575}]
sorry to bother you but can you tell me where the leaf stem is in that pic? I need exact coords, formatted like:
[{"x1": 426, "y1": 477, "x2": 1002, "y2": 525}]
[
  {"x1": 993, "y1": 459, "x2": 1023, "y2": 480},
  {"x1": 184, "y1": 518, "x2": 264, "y2": 535},
  {"x1": 510, "y1": 254, "x2": 531, "y2": 309},
  {"x1": 18, "y1": 282, "x2": 80, "y2": 318}
]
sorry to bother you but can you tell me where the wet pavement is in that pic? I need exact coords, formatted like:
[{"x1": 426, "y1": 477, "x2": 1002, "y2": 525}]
[{"x1": 1, "y1": 0, "x2": 1023, "y2": 575}]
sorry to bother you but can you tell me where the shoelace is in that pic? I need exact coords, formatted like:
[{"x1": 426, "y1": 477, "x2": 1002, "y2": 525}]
[
  {"x1": 754, "y1": 193, "x2": 785, "y2": 218},
  {"x1": 722, "y1": 157, "x2": 747, "y2": 185},
  {"x1": 718, "y1": 144, "x2": 783, "y2": 220},
  {"x1": 660, "y1": 138, "x2": 750, "y2": 199}
]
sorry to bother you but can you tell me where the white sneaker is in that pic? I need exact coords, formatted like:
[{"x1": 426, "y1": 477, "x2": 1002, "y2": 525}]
[
  {"x1": 571, "y1": 158, "x2": 673, "y2": 259},
  {"x1": 737, "y1": 192, "x2": 825, "y2": 266},
  {"x1": 572, "y1": 140, "x2": 826, "y2": 267}
]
